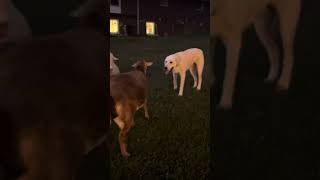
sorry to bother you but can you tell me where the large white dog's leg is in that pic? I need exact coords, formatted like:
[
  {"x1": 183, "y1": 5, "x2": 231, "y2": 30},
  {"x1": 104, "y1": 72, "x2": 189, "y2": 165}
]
[
  {"x1": 254, "y1": 12, "x2": 280, "y2": 82},
  {"x1": 173, "y1": 73, "x2": 178, "y2": 90},
  {"x1": 276, "y1": 0, "x2": 300, "y2": 90},
  {"x1": 189, "y1": 65, "x2": 198, "y2": 88},
  {"x1": 178, "y1": 72, "x2": 186, "y2": 96},
  {"x1": 196, "y1": 59, "x2": 204, "y2": 91},
  {"x1": 219, "y1": 32, "x2": 242, "y2": 109}
]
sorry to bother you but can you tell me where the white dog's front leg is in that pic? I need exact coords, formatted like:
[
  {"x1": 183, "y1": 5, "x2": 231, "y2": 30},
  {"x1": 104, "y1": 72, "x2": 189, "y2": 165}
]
[
  {"x1": 178, "y1": 72, "x2": 186, "y2": 96},
  {"x1": 173, "y1": 73, "x2": 178, "y2": 90}
]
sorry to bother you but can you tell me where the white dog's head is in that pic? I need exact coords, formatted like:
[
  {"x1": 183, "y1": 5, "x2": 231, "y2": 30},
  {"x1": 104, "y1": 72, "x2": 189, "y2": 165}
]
[
  {"x1": 110, "y1": 52, "x2": 119, "y2": 62},
  {"x1": 164, "y1": 55, "x2": 178, "y2": 75},
  {"x1": 109, "y1": 52, "x2": 119, "y2": 74}
]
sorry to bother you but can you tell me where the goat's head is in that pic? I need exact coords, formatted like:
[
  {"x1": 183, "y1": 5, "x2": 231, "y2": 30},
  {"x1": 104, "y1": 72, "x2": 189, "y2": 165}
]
[{"x1": 132, "y1": 60, "x2": 153, "y2": 75}]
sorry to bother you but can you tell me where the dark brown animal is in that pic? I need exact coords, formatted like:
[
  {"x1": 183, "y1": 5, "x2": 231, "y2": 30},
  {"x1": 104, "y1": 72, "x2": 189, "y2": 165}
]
[
  {"x1": 211, "y1": 0, "x2": 301, "y2": 109},
  {"x1": 0, "y1": 0, "x2": 108, "y2": 179},
  {"x1": 110, "y1": 60, "x2": 153, "y2": 157}
]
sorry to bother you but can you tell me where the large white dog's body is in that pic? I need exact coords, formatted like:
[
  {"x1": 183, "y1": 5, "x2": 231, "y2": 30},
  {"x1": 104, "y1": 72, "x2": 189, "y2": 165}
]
[
  {"x1": 211, "y1": 0, "x2": 301, "y2": 109},
  {"x1": 164, "y1": 48, "x2": 204, "y2": 96}
]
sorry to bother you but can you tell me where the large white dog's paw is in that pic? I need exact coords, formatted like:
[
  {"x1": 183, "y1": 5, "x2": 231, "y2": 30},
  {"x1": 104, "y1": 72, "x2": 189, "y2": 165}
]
[
  {"x1": 264, "y1": 76, "x2": 277, "y2": 83},
  {"x1": 218, "y1": 100, "x2": 233, "y2": 110},
  {"x1": 178, "y1": 93, "x2": 183, "y2": 96},
  {"x1": 277, "y1": 79, "x2": 290, "y2": 91}
]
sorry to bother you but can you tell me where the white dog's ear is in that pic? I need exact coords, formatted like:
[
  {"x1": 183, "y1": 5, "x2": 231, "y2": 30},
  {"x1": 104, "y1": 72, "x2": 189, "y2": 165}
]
[
  {"x1": 174, "y1": 57, "x2": 180, "y2": 66},
  {"x1": 145, "y1": 61, "x2": 153, "y2": 66},
  {"x1": 110, "y1": 52, "x2": 119, "y2": 60}
]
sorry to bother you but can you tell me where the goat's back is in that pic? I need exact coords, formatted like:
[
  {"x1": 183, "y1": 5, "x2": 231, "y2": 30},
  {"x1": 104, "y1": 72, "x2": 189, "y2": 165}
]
[{"x1": 110, "y1": 71, "x2": 147, "y2": 106}]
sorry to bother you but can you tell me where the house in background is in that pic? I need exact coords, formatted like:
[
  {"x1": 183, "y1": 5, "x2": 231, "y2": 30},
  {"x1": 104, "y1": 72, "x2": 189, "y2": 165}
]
[{"x1": 110, "y1": 0, "x2": 209, "y2": 36}]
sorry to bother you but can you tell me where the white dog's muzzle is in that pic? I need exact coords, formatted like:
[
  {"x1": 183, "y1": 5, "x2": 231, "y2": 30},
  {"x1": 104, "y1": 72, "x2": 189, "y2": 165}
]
[{"x1": 164, "y1": 66, "x2": 173, "y2": 75}]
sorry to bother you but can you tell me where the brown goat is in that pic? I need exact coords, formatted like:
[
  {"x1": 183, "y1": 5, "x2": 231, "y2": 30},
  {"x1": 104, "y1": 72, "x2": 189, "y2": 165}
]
[{"x1": 110, "y1": 60, "x2": 153, "y2": 157}]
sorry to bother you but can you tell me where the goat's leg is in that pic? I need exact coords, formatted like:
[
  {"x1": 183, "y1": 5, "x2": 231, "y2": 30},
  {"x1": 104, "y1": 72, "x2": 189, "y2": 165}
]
[
  {"x1": 118, "y1": 120, "x2": 132, "y2": 157},
  {"x1": 143, "y1": 99, "x2": 150, "y2": 119},
  {"x1": 219, "y1": 31, "x2": 242, "y2": 109},
  {"x1": 116, "y1": 108, "x2": 133, "y2": 157}
]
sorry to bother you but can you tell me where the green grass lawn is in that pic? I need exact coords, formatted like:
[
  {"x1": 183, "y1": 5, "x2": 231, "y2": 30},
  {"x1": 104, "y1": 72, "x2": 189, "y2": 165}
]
[{"x1": 110, "y1": 36, "x2": 210, "y2": 179}]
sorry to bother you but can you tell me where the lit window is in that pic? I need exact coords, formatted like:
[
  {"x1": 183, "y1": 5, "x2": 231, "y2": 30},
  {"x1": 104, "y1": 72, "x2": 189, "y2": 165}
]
[
  {"x1": 146, "y1": 22, "x2": 155, "y2": 36},
  {"x1": 110, "y1": 19, "x2": 119, "y2": 34}
]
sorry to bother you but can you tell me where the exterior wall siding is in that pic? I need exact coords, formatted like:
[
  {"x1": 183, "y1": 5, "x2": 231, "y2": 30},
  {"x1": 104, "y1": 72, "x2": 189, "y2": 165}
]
[{"x1": 110, "y1": 0, "x2": 209, "y2": 36}]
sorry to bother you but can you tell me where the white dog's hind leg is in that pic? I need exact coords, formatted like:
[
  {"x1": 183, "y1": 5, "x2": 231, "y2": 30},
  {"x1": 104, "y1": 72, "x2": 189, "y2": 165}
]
[
  {"x1": 173, "y1": 73, "x2": 178, "y2": 90},
  {"x1": 276, "y1": 0, "x2": 300, "y2": 90},
  {"x1": 254, "y1": 11, "x2": 280, "y2": 82},
  {"x1": 219, "y1": 31, "x2": 242, "y2": 109},
  {"x1": 178, "y1": 72, "x2": 186, "y2": 96},
  {"x1": 189, "y1": 64, "x2": 198, "y2": 88},
  {"x1": 196, "y1": 57, "x2": 204, "y2": 91}
]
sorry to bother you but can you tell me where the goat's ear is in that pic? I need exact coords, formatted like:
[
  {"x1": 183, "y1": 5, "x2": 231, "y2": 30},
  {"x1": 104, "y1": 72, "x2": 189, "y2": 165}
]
[{"x1": 145, "y1": 61, "x2": 153, "y2": 66}]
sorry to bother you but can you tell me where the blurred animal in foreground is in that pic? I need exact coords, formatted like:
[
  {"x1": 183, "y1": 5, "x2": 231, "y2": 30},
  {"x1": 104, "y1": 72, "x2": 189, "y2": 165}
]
[
  {"x1": 211, "y1": 0, "x2": 301, "y2": 109},
  {"x1": 0, "y1": 0, "x2": 108, "y2": 179}
]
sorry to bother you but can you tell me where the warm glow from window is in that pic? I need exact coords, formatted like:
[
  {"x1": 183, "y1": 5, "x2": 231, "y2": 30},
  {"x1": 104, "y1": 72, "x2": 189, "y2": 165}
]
[
  {"x1": 146, "y1": 22, "x2": 155, "y2": 36},
  {"x1": 110, "y1": 19, "x2": 119, "y2": 34}
]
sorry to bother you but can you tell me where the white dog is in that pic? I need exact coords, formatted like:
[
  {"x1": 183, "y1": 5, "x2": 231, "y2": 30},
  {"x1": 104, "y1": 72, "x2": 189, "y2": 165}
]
[
  {"x1": 110, "y1": 52, "x2": 120, "y2": 75},
  {"x1": 211, "y1": 0, "x2": 301, "y2": 109},
  {"x1": 164, "y1": 48, "x2": 204, "y2": 96}
]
